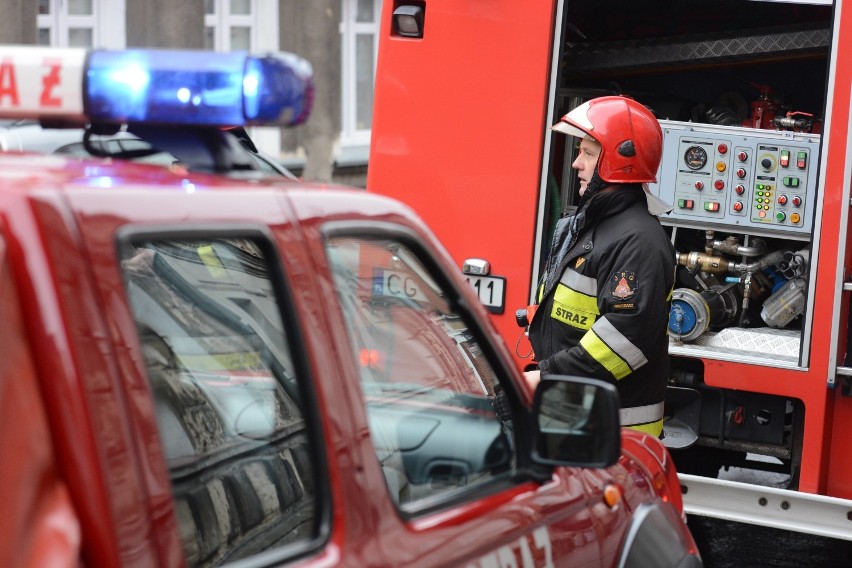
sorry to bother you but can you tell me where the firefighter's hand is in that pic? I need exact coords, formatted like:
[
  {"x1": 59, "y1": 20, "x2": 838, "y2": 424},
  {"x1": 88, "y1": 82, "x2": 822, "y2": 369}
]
[{"x1": 523, "y1": 370, "x2": 541, "y2": 391}]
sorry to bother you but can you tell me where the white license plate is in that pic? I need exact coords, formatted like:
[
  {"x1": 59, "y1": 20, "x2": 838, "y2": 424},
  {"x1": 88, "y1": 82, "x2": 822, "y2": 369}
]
[{"x1": 465, "y1": 275, "x2": 506, "y2": 313}]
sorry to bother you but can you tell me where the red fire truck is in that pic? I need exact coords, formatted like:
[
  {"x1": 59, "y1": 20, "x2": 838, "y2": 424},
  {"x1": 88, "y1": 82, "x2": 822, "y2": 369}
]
[{"x1": 369, "y1": 0, "x2": 852, "y2": 539}]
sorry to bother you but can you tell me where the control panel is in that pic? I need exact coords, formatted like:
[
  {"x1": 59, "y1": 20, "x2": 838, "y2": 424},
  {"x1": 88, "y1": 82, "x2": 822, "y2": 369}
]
[{"x1": 647, "y1": 120, "x2": 820, "y2": 236}]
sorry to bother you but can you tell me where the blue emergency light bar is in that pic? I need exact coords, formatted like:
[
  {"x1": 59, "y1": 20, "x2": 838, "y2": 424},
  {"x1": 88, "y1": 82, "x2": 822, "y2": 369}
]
[
  {"x1": 86, "y1": 49, "x2": 313, "y2": 126},
  {"x1": 0, "y1": 46, "x2": 313, "y2": 127}
]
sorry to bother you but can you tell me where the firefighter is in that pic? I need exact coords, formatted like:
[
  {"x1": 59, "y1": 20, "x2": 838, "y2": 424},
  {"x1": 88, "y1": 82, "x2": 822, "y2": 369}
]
[{"x1": 524, "y1": 95, "x2": 675, "y2": 437}]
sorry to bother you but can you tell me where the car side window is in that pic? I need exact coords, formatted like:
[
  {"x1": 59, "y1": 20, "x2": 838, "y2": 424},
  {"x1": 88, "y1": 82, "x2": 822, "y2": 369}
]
[
  {"x1": 119, "y1": 237, "x2": 321, "y2": 566},
  {"x1": 324, "y1": 235, "x2": 516, "y2": 512}
]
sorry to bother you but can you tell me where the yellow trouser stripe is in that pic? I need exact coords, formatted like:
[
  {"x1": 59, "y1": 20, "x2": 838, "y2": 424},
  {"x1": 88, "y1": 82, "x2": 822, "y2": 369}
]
[
  {"x1": 620, "y1": 401, "x2": 664, "y2": 425},
  {"x1": 626, "y1": 419, "x2": 663, "y2": 438}
]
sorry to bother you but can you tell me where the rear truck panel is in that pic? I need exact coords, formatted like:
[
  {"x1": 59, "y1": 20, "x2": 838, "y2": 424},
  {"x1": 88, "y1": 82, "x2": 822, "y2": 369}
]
[
  {"x1": 368, "y1": 0, "x2": 852, "y2": 536},
  {"x1": 368, "y1": 1, "x2": 559, "y2": 364}
]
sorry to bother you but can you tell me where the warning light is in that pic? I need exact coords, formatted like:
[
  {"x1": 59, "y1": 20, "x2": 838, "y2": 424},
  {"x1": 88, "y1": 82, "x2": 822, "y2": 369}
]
[{"x1": 0, "y1": 45, "x2": 314, "y2": 127}]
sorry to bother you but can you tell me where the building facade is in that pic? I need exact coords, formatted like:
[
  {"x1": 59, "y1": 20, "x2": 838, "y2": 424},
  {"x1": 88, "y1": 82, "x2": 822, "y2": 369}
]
[{"x1": 0, "y1": 0, "x2": 377, "y2": 186}]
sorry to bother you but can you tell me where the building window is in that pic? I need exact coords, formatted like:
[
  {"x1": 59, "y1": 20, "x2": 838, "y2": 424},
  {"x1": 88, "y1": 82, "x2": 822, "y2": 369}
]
[
  {"x1": 36, "y1": 0, "x2": 124, "y2": 48},
  {"x1": 340, "y1": 0, "x2": 381, "y2": 148},
  {"x1": 204, "y1": 0, "x2": 281, "y2": 156},
  {"x1": 204, "y1": 0, "x2": 258, "y2": 51},
  {"x1": 37, "y1": 0, "x2": 97, "y2": 47}
]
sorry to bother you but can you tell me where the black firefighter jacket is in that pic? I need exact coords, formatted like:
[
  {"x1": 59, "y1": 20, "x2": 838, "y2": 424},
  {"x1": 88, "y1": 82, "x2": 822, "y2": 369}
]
[{"x1": 529, "y1": 186, "x2": 675, "y2": 436}]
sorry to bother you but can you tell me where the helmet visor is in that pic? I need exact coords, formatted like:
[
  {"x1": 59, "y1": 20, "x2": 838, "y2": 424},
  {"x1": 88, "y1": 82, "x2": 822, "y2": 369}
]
[{"x1": 551, "y1": 120, "x2": 588, "y2": 138}]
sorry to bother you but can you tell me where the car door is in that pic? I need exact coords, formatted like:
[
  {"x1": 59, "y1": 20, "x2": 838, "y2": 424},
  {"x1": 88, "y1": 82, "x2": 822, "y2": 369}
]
[
  {"x1": 315, "y1": 219, "x2": 623, "y2": 567},
  {"x1": 69, "y1": 187, "x2": 358, "y2": 567}
]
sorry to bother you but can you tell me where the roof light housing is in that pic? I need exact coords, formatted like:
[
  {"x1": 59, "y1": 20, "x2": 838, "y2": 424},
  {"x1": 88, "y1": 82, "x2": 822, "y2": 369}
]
[{"x1": 0, "y1": 46, "x2": 313, "y2": 128}]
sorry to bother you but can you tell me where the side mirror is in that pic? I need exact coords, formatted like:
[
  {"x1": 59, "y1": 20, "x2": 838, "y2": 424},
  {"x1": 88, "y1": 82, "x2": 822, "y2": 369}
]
[{"x1": 531, "y1": 375, "x2": 621, "y2": 468}]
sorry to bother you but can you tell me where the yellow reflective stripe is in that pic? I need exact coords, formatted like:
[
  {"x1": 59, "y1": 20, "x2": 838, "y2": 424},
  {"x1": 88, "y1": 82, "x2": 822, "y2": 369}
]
[
  {"x1": 559, "y1": 268, "x2": 597, "y2": 296},
  {"x1": 580, "y1": 330, "x2": 631, "y2": 380},
  {"x1": 198, "y1": 244, "x2": 226, "y2": 278},
  {"x1": 626, "y1": 419, "x2": 663, "y2": 438},
  {"x1": 591, "y1": 317, "x2": 647, "y2": 371},
  {"x1": 551, "y1": 283, "x2": 599, "y2": 330},
  {"x1": 580, "y1": 329, "x2": 631, "y2": 380},
  {"x1": 178, "y1": 351, "x2": 262, "y2": 371}
]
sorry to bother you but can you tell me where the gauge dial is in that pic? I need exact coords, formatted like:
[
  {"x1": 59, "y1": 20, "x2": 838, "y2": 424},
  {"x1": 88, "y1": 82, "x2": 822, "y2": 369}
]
[{"x1": 684, "y1": 146, "x2": 708, "y2": 170}]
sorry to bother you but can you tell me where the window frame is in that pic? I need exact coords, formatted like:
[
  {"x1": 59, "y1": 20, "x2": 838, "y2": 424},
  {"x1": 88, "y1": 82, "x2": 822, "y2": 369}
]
[
  {"x1": 37, "y1": 0, "x2": 126, "y2": 48},
  {"x1": 203, "y1": 0, "x2": 282, "y2": 164},
  {"x1": 115, "y1": 223, "x2": 332, "y2": 566},
  {"x1": 339, "y1": 0, "x2": 381, "y2": 149},
  {"x1": 320, "y1": 219, "x2": 533, "y2": 518}
]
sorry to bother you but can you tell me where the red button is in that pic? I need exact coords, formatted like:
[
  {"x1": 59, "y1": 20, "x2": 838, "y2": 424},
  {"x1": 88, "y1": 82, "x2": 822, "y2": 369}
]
[
  {"x1": 718, "y1": 144, "x2": 728, "y2": 154},
  {"x1": 733, "y1": 201, "x2": 743, "y2": 212},
  {"x1": 695, "y1": 181, "x2": 704, "y2": 190},
  {"x1": 736, "y1": 168, "x2": 747, "y2": 179},
  {"x1": 714, "y1": 180, "x2": 725, "y2": 190}
]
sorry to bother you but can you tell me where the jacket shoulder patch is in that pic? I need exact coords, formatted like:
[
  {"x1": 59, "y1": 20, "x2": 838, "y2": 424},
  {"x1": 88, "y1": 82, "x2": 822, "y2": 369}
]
[{"x1": 610, "y1": 270, "x2": 637, "y2": 300}]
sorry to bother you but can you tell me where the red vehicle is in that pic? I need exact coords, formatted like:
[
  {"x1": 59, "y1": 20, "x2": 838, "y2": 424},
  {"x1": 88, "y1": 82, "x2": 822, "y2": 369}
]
[
  {"x1": 369, "y1": 0, "x2": 852, "y2": 541},
  {"x1": 0, "y1": 47, "x2": 699, "y2": 567}
]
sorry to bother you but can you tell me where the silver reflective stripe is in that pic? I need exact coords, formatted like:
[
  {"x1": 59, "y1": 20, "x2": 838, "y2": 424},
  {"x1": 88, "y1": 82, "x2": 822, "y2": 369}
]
[
  {"x1": 620, "y1": 401, "x2": 664, "y2": 426},
  {"x1": 559, "y1": 268, "x2": 597, "y2": 296},
  {"x1": 591, "y1": 317, "x2": 648, "y2": 370}
]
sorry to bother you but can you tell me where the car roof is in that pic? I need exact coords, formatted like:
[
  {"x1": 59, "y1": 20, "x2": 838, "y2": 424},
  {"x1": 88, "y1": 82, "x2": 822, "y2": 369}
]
[
  {"x1": 0, "y1": 151, "x2": 411, "y2": 224},
  {"x1": 0, "y1": 120, "x2": 299, "y2": 180}
]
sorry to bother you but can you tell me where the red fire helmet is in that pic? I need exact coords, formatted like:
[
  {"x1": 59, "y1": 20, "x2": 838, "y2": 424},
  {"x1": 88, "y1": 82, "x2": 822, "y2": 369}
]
[{"x1": 552, "y1": 95, "x2": 663, "y2": 184}]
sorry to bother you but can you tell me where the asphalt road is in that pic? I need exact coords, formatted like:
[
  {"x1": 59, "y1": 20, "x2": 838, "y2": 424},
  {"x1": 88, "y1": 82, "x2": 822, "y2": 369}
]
[{"x1": 687, "y1": 515, "x2": 852, "y2": 567}]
